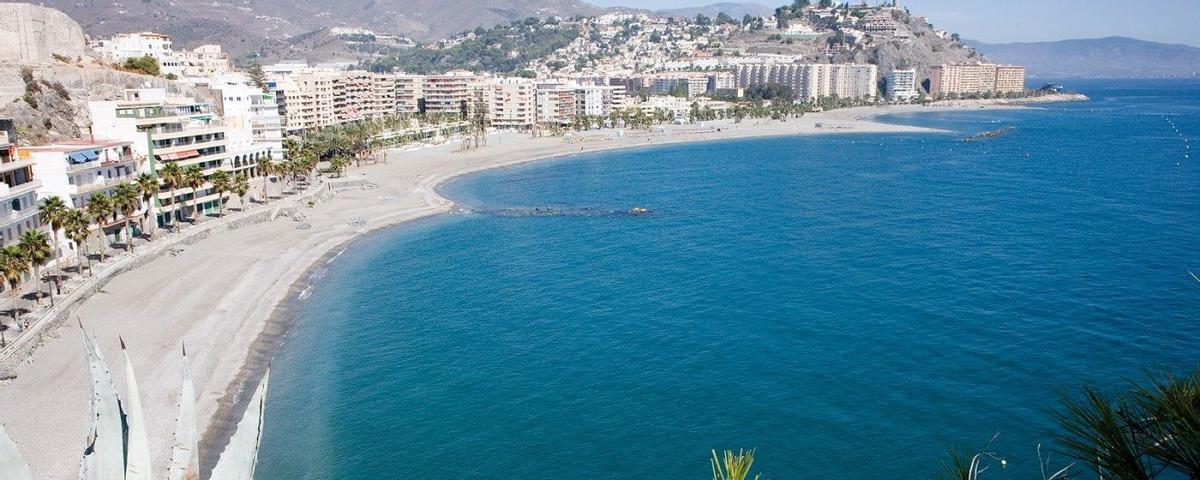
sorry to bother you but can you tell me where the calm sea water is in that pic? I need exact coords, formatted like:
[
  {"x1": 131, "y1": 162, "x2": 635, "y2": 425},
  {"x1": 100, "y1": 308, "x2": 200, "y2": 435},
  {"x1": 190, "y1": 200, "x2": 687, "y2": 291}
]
[{"x1": 258, "y1": 80, "x2": 1199, "y2": 479}]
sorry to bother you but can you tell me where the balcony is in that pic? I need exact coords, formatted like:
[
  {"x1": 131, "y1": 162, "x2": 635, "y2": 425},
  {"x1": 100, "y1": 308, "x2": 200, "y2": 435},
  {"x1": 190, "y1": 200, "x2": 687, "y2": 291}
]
[
  {"x1": 71, "y1": 176, "x2": 135, "y2": 196},
  {"x1": 0, "y1": 205, "x2": 39, "y2": 229},
  {"x1": 66, "y1": 154, "x2": 140, "y2": 173},
  {"x1": 0, "y1": 157, "x2": 37, "y2": 174},
  {"x1": 0, "y1": 180, "x2": 41, "y2": 201},
  {"x1": 151, "y1": 122, "x2": 227, "y2": 141},
  {"x1": 155, "y1": 138, "x2": 226, "y2": 156}
]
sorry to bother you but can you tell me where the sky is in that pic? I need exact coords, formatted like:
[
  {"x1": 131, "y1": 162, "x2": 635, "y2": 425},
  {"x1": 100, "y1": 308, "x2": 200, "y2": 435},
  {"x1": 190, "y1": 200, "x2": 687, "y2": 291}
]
[{"x1": 586, "y1": 0, "x2": 1200, "y2": 47}]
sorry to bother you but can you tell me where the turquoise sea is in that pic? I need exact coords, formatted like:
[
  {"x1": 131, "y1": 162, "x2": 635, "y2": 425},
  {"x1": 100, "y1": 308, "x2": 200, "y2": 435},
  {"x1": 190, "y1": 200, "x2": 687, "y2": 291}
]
[{"x1": 258, "y1": 80, "x2": 1199, "y2": 479}]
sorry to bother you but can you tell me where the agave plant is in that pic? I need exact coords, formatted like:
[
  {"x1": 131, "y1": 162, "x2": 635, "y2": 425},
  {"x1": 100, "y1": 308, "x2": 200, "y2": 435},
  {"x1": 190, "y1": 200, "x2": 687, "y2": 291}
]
[
  {"x1": 711, "y1": 449, "x2": 761, "y2": 480},
  {"x1": 0, "y1": 325, "x2": 269, "y2": 480},
  {"x1": 1131, "y1": 371, "x2": 1200, "y2": 477},
  {"x1": 1053, "y1": 386, "x2": 1157, "y2": 480}
]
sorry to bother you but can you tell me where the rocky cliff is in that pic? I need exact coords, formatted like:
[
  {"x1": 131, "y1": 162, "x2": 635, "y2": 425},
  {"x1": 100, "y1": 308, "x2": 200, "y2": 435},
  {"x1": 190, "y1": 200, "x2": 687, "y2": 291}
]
[
  {"x1": 0, "y1": 4, "x2": 194, "y2": 144},
  {"x1": 0, "y1": 3, "x2": 85, "y2": 64}
]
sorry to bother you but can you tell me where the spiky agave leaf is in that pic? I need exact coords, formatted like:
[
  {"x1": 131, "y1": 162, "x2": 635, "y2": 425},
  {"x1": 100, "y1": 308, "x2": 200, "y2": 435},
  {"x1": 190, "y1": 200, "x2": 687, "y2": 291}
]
[
  {"x1": 120, "y1": 338, "x2": 152, "y2": 480},
  {"x1": 168, "y1": 344, "x2": 200, "y2": 480},
  {"x1": 1052, "y1": 385, "x2": 1154, "y2": 480},
  {"x1": 209, "y1": 370, "x2": 270, "y2": 480},
  {"x1": 936, "y1": 447, "x2": 973, "y2": 480},
  {"x1": 710, "y1": 449, "x2": 759, "y2": 480},
  {"x1": 1132, "y1": 369, "x2": 1200, "y2": 477},
  {"x1": 79, "y1": 325, "x2": 127, "y2": 480},
  {"x1": 0, "y1": 424, "x2": 32, "y2": 480}
]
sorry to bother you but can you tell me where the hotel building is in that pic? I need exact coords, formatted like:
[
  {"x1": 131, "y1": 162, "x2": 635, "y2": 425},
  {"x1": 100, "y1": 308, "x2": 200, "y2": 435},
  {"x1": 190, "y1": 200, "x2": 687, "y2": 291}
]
[
  {"x1": 929, "y1": 63, "x2": 1026, "y2": 96},
  {"x1": 734, "y1": 63, "x2": 879, "y2": 100},
  {"x1": 887, "y1": 69, "x2": 918, "y2": 100}
]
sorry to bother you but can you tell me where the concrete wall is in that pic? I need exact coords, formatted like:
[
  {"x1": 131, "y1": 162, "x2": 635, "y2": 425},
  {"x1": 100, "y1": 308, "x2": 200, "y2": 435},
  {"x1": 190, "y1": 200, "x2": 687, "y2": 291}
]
[{"x1": 0, "y1": 3, "x2": 86, "y2": 64}]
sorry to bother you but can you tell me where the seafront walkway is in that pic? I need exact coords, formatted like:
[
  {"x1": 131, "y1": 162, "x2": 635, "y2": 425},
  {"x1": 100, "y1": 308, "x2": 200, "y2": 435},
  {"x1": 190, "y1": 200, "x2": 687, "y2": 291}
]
[{"x1": 0, "y1": 177, "x2": 330, "y2": 377}]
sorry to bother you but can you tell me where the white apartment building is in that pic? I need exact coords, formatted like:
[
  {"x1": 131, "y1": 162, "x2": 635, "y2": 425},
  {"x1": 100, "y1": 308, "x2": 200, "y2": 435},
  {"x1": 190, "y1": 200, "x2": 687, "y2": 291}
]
[
  {"x1": 206, "y1": 80, "x2": 281, "y2": 170},
  {"x1": 422, "y1": 70, "x2": 482, "y2": 116},
  {"x1": 887, "y1": 69, "x2": 918, "y2": 100},
  {"x1": 174, "y1": 45, "x2": 233, "y2": 78},
  {"x1": 535, "y1": 82, "x2": 577, "y2": 126},
  {"x1": 395, "y1": 74, "x2": 424, "y2": 114},
  {"x1": 91, "y1": 32, "x2": 174, "y2": 63},
  {"x1": 89, "y1": 89, "x2": 239, "y2": 224},
  {"x1": 929, "y1": 63, "x2": 1026, "y2": 96},
  {"x1": 734, "y1": 63, "x2": 878, "y2": 100},
  {"x1": 23, "y1": 139, "x2": 143, "y2": 254},
  {"x1": 333, "y1": 71, "x2": 374, "y2": 123},
  {"x1": 489, "y1": 78, "x2": 537, "y2": 130},
  {"x1": 574, "y1": 85, "x2": 625, "y2": 118},
  {"x1": 272, "y1": 69, "x2": 338, "y2": 134},
  {"x1": 0, "y1": 130, "x2": 40, "y2": 247},
  {"x1": 91, "y1": 33, "x2": 234, "y2": 78}
]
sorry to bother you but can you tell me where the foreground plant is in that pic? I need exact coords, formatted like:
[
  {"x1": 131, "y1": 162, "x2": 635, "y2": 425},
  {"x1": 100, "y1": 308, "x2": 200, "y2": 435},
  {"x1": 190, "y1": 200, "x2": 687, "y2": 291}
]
[
  {"x1": 0, "y1": 324, "x2": 270, "y2": 480},
  {"x1": 711, "y1": 448, "x2": 761, "y2": 480}
]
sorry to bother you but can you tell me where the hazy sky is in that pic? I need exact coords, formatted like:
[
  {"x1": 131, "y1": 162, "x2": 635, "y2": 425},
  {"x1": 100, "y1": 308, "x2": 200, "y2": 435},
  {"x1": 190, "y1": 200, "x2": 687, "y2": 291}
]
[{"x1": 587, "y1": 0, "x2": 1200, "y2": 47}]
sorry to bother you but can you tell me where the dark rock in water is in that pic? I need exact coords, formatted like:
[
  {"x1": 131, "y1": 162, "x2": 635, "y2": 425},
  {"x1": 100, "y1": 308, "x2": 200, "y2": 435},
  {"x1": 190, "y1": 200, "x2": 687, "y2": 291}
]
[
  {"x1": 963, "y1": 126, "x2": 1016, "y2": 142},
  {"x1": 457, "y1": 206, "x2": 653, "y2": 218}
]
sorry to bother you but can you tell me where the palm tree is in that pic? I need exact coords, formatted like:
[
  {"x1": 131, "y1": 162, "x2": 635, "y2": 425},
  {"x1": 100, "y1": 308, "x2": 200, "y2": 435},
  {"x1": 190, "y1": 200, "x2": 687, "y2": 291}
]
[
  {"x1": 112, "y1": 183, "x2": 140, "y2": 252},
  {"x1": 233, "y1": 173, "x2": 250, "y2": 211},
  {"x1": 18, "y1": 230, "x2": 51, "y2": 306},
  {"x1": 37, "y1": 197, "x2": 68, "y2": 268},
  {"x1": 183, "y1": 164, "x2": 204, "y2": 222},
  {"x1": 159, "y1": 162, "x2": 183, "y2": 227},
  {"x1": 62, "y1": 209, "x2": 92, "y2": 276},
  {"x1": 135, "y1": 172, "x2": 160, "y2": 237},
  {"x1": 259, "y1": 160, "x2": 275, "y2": 200},
  {"x1": 37, "y1": 196, "x2": 69, "y2": 295},
  {"x1": 0, "y1": 245, "x2": 28, "y2": 337},
  {"x1": 84, "y1": 194, "x2": 114, "y2": 262},
  {"x1": 329, "y1": 156, "x2": 350, "y2": 177},
  {"x1": 209, "y1": 169, "x2": 231, "y2": 217}
]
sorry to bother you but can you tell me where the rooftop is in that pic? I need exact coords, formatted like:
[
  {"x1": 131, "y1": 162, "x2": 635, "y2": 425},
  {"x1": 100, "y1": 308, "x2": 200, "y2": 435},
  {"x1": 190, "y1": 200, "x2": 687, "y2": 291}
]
[{"x1": 20, "y1": 139, "x2": 132, "y2": 153}]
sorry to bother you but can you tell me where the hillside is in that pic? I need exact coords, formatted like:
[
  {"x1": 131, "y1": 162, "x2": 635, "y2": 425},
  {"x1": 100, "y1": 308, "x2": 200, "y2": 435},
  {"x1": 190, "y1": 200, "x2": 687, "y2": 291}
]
[
  {"x1": 967, "y1": 37, "x2": 1200, "y2": 78},
  {"x1": 653, "y1": 3, "x2": 774, "y2": 19},
  {"x1": 31, "y1": 0, "x2": 600, "y2": 62}
]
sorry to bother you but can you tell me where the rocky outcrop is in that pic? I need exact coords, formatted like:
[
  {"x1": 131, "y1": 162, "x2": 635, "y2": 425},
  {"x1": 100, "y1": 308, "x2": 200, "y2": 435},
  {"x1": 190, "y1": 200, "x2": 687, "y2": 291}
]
[{"x1": 0, "y1": 3, "x2": 85, "y2": 64}]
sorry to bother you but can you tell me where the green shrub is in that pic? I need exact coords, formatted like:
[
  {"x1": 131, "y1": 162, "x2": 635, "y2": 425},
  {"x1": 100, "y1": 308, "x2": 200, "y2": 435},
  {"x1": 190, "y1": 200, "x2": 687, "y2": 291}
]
[{"x1": 124, "y1": 55, "x2": 161, "y2": 76}]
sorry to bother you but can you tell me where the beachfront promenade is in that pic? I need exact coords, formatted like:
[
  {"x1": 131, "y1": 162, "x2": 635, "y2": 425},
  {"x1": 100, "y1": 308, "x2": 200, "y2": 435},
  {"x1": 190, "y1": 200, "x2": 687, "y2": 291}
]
[
  {"x1": 0, "y1": 176, "x2": 330, "y2": 375},
  {"x1": 0, "y1": 104, "x2": 1002, "y2": 478}
]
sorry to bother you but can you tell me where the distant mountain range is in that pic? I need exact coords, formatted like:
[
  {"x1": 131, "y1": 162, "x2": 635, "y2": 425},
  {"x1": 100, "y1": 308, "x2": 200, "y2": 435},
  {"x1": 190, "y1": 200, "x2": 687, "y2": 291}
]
[
  {"x1": 30, "y1": 0, "x2": 776, "y2": 63},
  {"x1": 651, "y1": 2, "x2": 774, "y2": 19},
  {"x1": 32, "y1": 0, "x2": 602, "y2": 59},
  {"x1": 966, "y1": 36, "x2": 1200, "y2": 78}
]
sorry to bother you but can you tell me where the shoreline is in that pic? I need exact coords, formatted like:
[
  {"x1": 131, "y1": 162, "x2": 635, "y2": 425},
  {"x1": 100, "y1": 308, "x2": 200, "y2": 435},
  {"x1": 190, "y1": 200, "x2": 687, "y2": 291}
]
[{"x1": 0, "y1": 101, "x2": 1064, "y2": 478}]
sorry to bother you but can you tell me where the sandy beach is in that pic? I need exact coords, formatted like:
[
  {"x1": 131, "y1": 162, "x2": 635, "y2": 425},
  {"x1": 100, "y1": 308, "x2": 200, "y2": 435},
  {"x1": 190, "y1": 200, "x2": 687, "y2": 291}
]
[{"x1": 0, "y1": 103, "x2": 1020, "y2": 478}]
